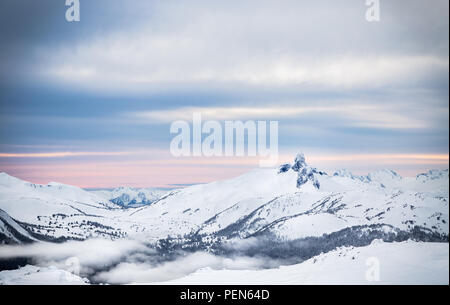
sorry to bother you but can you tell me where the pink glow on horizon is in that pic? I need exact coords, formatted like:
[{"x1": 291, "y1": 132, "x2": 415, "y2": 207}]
[
  {"x1": 0, "y1": 153, "x2": 448, "y2": 188},
  {"x1": 0, "y1": 162, "x2": 253, "y2": 188}
]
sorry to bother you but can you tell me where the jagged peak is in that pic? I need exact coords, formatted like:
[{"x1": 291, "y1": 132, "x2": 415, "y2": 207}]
[
  {"x1": 366, "y1": 169, "x2": 402, "y2": 182},
  {"x1": 291, "y1": 153, "x2": 307, "y2": 171},
  {"x1": 279, "y1": 153, "x2": 308, "y2": 173},
  {"x1": 278, "y1": 153, "x2": 322, "y2": 189},
  {"x1": 416, "y1": 169, "x2": 449, "y2": 181},
  {"x1": 333, "y1": 169, "x2": 354, "y2": 177},
  {"x1": 333, "y1": 169, "x2": 366, "y2": 182},
  {"x1": 333, "y1": 169, "x2": 402, "y2": 185}
]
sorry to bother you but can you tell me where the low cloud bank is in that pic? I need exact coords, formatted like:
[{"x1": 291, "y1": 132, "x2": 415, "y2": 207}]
[
  {"x1": 94, "y1": 251, "x2": 285, "y2": 284},
  {"x1": 0, "y1": 238, "x2": 288, "y2": 284}
]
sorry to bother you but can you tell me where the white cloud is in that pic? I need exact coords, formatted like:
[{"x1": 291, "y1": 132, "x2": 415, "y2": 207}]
[
  {"x1": 129, "y1": 104, "x2": 428, "y2": 129},
  {"x1": 0, "y1": 238, "x2": 287, "y2": 284},
  {"x1": 44, "y1": 48, "x2": 448, "y2": 91},
  {"x1": 34, "y1": 0, "x2": 448, "y2": 92},
  {"x1": 94, "y1": 251, "x2": 284, "y2": 284},
  {"x1": 0, "y1": 238, "x2": 149, "y2": 268}
]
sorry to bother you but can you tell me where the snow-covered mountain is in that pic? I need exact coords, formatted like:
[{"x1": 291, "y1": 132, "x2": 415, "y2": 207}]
[
  {"x1": 91, "y1": 187, "x2": 168, "y2": 207},
  {"x1": 127, "y1": 153, "x2": 448, "y2": 244},
  {"x1": 0, "y1": 154, "x2": 448, "y2": 250},
  {"x1": 0, "y1": 172, "x2": 151, "y2": 242}
]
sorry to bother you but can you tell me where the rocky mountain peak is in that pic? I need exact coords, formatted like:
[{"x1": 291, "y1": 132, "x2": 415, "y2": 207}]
[{"x1": 278, "y1": 153, "x2": 323, "y2": 189}]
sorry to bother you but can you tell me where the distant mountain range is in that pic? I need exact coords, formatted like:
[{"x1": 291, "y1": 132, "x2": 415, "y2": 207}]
[
  {"x1": 91, "y1": 187, "x2": 167, "y2": 207},
  {"x1": 1, "y1": 154, "x2": 448, "y2": 255}
]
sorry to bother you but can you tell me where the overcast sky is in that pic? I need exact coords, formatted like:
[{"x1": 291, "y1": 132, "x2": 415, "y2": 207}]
[{"x1": 0, "y1": 0, "x2": 448, "y2": 187}]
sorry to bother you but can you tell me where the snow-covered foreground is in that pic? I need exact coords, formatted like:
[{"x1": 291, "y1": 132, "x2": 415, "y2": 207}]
[
  {"x1": 0, "y1": 265, "x2": 88, "y2": 285},
  {"x1": 154, "y1": 241, "x2": 449, "y2": 285}
]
